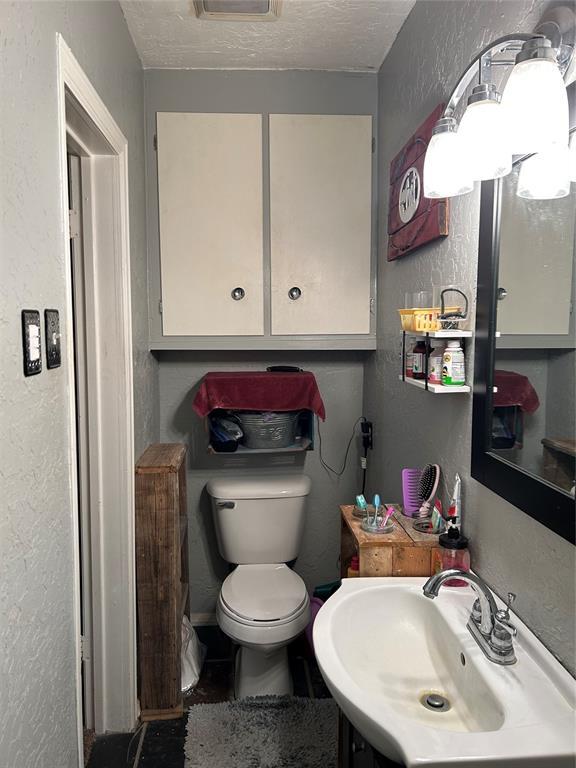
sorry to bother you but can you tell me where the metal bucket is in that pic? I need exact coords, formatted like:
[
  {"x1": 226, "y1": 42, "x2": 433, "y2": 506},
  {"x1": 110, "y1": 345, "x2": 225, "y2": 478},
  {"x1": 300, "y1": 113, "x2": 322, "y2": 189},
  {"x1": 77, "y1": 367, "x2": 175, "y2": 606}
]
[{"x1": 236, "y1": 411, "x2": 300, "y2": 449}]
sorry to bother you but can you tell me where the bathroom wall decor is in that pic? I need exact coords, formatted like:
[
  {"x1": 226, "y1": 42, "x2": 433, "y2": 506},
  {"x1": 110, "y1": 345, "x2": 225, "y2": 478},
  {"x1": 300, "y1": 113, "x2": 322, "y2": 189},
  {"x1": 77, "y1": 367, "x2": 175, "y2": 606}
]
[{"x1": 387, "y1": 103, "x2": 449, "y2": 261}]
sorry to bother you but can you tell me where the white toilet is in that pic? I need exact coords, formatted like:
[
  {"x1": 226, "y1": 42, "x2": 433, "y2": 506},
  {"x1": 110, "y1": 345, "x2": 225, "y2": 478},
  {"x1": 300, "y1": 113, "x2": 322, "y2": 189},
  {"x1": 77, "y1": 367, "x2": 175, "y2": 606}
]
[{"x1": 207, "y1": 474, "x2": 311, "y2": 699}]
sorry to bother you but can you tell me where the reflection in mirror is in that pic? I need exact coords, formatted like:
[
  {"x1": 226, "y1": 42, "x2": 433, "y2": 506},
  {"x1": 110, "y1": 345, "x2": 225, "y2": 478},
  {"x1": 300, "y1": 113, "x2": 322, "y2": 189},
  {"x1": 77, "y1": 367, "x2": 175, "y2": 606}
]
[{"x1": 489, "y1": 156, "x2": 576, "y2": 496}]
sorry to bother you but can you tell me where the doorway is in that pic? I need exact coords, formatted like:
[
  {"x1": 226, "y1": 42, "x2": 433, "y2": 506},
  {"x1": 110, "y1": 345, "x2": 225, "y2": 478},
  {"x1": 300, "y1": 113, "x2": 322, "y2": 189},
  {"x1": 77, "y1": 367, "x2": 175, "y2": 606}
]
[
  {"x1": 57, "y1": 36, "x2": 138, "y2": 761},
  {"x1": 67, "y1": 152, "x2": 95, "y2": 738}
]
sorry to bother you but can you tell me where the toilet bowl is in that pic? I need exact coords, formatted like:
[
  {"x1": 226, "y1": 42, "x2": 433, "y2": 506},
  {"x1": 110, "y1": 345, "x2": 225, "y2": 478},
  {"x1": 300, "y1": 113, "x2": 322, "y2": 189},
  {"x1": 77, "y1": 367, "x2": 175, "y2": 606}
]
[
  {"x1": 216, "y1": 563, "x2": 310, "y2": 698},
  {"x1": 207, "y1": 474, "x2": 312, "y2": 698}
]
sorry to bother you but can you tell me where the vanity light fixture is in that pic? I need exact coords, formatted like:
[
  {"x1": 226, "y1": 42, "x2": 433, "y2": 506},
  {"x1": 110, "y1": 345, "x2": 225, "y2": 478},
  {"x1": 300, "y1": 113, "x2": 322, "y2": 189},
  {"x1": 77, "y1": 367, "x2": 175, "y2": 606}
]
[
  {"x1": 458, "y1": 84, "x2": 512, "y2": 181},
  {"x1": 422, "y1": 5, "x2": 575, "y2": 200},
  {"x1": 517, "y1": 146, "x2": 572, "y2": 199},
  {"x1": 423, "y1": 118, "x2": 473, "y2": 198},
  {"x1": 501, "y1": 37, "x2": 569, "y2": 155}
]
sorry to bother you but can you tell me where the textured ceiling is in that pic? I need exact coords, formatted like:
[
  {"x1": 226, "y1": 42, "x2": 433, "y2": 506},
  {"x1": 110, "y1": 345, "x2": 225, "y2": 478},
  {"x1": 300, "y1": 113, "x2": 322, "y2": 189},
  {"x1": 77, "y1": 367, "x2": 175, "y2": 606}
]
[{"x1": 120, "y1": 0, "x2": 416, "y2": 71}]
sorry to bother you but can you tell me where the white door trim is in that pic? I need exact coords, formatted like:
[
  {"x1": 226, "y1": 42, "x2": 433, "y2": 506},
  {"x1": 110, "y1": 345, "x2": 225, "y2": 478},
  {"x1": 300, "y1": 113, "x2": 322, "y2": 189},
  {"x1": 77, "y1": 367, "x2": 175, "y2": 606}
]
[{"x1": 56, "y1": 35, "x2": 137, "y2": 755}]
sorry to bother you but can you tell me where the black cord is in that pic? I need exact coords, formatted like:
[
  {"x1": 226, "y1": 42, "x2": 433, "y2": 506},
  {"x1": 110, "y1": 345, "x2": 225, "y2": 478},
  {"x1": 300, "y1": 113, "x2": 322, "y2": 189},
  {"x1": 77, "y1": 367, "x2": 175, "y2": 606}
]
[
  {"x1": 361, "y1": 446, "x2": 368, "y2": 495},
  {"x1": 316, "y1": 415, "x2": 365, "y2": 477}
]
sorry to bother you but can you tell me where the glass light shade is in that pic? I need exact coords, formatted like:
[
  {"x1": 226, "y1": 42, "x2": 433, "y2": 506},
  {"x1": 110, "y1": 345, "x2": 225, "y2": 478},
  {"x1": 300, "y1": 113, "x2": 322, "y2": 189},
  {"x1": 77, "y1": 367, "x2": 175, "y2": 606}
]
[
  {"x1": 502, "y1": 58, "x2": 569, "y2": 155},
  {"x1": 458, "y1": 100, "x2": 512, "y2": 180},
  {"x1": 423, "y1": 130, "x2": 473, "y2": 198},
  {"x1": 516, "y1": 146, "x2": 571, "y2": 199}
]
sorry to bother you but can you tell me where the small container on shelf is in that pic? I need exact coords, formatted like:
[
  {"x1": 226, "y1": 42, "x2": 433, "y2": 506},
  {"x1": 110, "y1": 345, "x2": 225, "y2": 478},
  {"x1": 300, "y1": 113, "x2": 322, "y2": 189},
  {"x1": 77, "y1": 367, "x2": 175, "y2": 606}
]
[
  {"x1": 442, "y1": 340, "x2": 466, "y2": 386},
  {"x1": 347, "y1": 554, "x2": 360, "y2": 578},
  {"x1": 428, "y1": 345, "x2": 444, "y2": 384},
  {"x1": 412, "y1": 339, "x2": 428, "y2": 380}
]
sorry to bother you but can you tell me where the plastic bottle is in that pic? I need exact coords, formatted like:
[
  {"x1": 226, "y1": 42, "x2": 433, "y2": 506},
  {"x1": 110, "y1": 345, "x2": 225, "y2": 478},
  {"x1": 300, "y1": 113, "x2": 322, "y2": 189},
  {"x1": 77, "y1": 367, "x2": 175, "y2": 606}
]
[
  {"x1": 412, "y1": 340, "x2": 428, "y2": 380},
  {"x1": 347, "y1": 555, "x2": 360, "y2": 578},
  {"x1": 428, "y1": 345, "x2": 444, "y2": 384},
  {"x1": 442, "y1": 340, "x2": 465, "y2": 386},
  {"x1": 405, "y1": 337, "x2": 415, "y2": 378}
]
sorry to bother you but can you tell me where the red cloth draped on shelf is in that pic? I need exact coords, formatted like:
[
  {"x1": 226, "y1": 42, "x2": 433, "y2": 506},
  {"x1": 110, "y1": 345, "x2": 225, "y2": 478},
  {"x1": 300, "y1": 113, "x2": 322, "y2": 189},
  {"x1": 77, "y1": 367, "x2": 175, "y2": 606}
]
[
  {"x1": 192, "y1": 371, "x2": 326, "y2": 420},
  {"x1": 493, "y1": 370, "x2": 540, "y2": 414}
]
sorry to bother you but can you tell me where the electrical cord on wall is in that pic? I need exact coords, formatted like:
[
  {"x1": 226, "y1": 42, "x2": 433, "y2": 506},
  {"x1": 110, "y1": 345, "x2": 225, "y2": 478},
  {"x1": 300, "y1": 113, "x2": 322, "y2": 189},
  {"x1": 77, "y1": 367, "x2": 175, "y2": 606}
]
[{"x1": 316, "y1": 415, "x2": 366, "y2": 477}]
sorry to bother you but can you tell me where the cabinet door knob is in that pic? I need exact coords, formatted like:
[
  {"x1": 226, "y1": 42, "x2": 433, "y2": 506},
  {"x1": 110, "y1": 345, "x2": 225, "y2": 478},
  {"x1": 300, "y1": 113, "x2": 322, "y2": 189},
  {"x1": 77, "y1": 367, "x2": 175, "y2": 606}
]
[
  {"x1": 231, "y1": 287, "x2": 245, "y2": 301},
  {"x1": 288, "y1": 286, "x2": 302, "y2": 301},
  {"x1": 497, "y1": 287, "x2": 508, "y2": 300}
]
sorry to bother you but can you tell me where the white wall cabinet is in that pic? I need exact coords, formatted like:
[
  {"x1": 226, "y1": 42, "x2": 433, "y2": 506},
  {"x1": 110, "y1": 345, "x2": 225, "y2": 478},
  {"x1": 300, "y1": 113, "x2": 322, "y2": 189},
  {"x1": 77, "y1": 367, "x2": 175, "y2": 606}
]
[
  {"x1": 154, "y1": 112, "x2": 374, "y2": 348},
  {"x1": 157, "y1": 113, "x2": 264, "y2": 336},
  {"x1": 269, "y1": 115, "x2": 372, "y2": 335}
]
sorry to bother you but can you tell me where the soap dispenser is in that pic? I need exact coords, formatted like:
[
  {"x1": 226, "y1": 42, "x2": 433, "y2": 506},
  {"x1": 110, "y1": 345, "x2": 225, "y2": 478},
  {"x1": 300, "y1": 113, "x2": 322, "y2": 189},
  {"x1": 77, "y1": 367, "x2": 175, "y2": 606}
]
[{"x1": 432, "y1": 526, "x2": 470, "y2": 586}]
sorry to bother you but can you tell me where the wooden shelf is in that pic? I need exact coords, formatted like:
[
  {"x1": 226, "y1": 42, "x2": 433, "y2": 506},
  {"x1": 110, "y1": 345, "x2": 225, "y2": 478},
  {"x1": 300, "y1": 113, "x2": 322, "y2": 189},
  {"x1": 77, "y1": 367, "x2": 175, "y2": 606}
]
[
  {"x1": 340, "y1": 505, "x2": 441, "y2": 578},
  {"x1": 136, "y1": 443, "x2": 188, "y2": 721},
  {"x1": 208, "y1": 437, "x2": 312, "y2": 455},
  {"x1": 398, "y1": 375, "x2": 470, "y2": 393}
]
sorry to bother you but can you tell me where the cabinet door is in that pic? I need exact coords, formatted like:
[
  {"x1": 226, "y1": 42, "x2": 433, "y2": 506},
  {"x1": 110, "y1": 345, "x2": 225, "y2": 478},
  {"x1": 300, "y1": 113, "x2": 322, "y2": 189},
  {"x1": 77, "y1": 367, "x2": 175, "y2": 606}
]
[
  {"x1": 157, "y1": 113, "x2": 264, "y2": 336},
  {"x1": 270, "y1": 114, "x2": 372, "y2": 336}
]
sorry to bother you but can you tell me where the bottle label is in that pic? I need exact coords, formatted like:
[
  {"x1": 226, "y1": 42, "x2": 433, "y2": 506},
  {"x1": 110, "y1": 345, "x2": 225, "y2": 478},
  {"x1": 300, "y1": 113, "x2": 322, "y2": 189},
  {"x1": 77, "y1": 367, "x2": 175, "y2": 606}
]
[
  {"x1": 413, "y1": 352, "x2": 424, "y2": 374},
  {"x1": 442, "y1": 350, "x2": 465, "y2": 385}
]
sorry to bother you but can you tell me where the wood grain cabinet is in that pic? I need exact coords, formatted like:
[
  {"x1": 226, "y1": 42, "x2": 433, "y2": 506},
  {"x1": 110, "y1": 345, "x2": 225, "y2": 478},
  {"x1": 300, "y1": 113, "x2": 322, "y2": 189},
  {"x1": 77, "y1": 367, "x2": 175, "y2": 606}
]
[
  {"x1": 340, "y1": 505, "x2": 441, "y2": 578},
  {"x1": 153, "y1": 112, "x2": 374, "y2": 349},
  {"x1": 135, "y1": 443, "x2": 189, "y2": 721}
]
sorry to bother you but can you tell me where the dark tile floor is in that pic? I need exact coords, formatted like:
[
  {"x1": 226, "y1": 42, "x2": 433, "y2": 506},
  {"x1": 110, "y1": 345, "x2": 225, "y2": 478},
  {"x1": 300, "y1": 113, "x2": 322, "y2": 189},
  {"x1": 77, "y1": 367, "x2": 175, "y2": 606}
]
[{"x1": 86, "y1": 626, "x2": 331, "y2": 768}]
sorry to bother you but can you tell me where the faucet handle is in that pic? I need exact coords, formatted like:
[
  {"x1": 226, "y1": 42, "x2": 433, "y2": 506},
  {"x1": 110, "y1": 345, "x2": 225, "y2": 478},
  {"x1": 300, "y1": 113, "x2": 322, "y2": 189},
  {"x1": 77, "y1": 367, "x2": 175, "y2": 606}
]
[
  {"x1": 471, "y1": 597, "x2": 482, "y2": 625},
  {"x1": 495, "y1": 592, "x2": 517, "y2": 637}
]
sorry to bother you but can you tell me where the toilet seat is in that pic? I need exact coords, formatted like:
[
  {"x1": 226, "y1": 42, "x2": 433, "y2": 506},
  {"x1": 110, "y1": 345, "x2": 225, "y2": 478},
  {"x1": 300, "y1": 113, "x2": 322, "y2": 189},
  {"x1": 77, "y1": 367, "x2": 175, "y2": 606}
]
[{"x1": 221, "y1": 564, "x2": 308, "y2": 623}]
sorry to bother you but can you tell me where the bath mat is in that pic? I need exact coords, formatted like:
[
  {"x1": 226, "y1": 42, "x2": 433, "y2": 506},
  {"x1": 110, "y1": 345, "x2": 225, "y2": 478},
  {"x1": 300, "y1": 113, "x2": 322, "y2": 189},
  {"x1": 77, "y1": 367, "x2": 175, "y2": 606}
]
[{"x1": 185, "y1": 696, "x2": 338, "y2": 768}]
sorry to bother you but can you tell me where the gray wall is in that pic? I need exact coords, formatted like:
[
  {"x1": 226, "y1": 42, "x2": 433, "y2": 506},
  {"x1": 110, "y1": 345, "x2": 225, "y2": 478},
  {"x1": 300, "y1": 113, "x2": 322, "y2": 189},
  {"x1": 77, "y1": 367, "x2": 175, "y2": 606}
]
[
  {"x1": 145, "y1": 69, "x2": 378, "y2": 615},
  {"x1": 547, "y1": 350, "x2": 576, "y2": 441},
  {"x1": 158, "y1": 352, "x2": 366, "y2": 614},
  {"x1": 367, "y1": 0, "x2": 575, "y2": 673},
  {"x1": 0, "y1": 3, "x2": 156, "y2": 766}
]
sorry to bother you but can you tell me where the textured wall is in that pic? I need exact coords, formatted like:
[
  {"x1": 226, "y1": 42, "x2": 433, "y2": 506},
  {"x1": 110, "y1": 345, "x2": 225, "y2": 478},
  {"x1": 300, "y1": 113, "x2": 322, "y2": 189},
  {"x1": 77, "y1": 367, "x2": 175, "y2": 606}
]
[
  {"x1": 145, "y1": 69, "x2": 378, "y2": 615},
  {"x1": 158, "y1": 352, "x2": 366, "y2": 614},
  {"x1": 367, "y1": 0, "x2": 575, "y2": 673},
  {"x1": 546, "y1": 350, "x2": 576, "y2": 441},
  {"x1": 0, "y1": 3, "x2": 155, "y2": 766}
]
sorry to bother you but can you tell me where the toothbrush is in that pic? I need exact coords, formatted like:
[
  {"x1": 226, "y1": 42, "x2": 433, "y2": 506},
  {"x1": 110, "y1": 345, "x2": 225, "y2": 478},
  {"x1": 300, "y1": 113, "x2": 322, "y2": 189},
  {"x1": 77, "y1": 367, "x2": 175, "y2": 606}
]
[
  {"x1": 373, "y1": 494, "x2": 380, "y2": 526},
  {"x1": 355, "y1": 494, "x2": 367, "y2": 511},
  {"x1": 379, "y1": 505, "x2": 394, "y2": 528}
]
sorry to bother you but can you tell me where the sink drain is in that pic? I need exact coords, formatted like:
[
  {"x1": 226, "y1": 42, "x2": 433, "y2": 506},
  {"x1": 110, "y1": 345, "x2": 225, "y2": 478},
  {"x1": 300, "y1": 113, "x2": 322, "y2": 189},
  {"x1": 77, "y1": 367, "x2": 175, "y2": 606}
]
[{"x1": 420, "y1": 692, "x2": 451, "y2": 712}]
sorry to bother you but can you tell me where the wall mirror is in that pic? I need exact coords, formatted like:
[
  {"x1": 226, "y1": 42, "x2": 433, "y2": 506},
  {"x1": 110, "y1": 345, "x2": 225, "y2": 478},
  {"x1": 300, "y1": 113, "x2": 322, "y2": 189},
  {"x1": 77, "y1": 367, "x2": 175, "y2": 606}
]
[{"x1": 473, "y1": 122, "x2": 575, "y2": 544}]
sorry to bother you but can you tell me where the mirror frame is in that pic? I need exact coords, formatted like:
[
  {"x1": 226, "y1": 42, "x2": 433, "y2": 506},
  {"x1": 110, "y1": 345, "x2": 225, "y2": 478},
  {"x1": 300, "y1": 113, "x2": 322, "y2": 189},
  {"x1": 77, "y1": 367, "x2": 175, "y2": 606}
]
[{"x1": 472, "y1": 170, "x2": 575, "y2": 545}]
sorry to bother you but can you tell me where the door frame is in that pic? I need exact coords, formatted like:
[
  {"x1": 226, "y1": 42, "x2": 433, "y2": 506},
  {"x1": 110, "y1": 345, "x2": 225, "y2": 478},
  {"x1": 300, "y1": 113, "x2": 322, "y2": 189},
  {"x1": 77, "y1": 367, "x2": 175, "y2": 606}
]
[{"x1": 56, "y1": 35, "x2": 137, "y2": 751}]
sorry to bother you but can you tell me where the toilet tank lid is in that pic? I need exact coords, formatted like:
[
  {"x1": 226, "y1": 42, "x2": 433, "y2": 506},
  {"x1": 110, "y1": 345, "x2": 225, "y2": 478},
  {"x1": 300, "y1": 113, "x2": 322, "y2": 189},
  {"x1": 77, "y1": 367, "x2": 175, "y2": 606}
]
[{"x1": 207, "y1": 474, "x2": 311, "y2": 500}]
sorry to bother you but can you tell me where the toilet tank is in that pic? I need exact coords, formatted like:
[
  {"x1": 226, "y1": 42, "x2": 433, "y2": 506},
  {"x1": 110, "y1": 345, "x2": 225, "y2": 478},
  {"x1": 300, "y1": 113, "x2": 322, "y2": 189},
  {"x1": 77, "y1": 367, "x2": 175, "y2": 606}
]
[{"x1": 206, "y1": 475, "x2": 311, "y2": 564}]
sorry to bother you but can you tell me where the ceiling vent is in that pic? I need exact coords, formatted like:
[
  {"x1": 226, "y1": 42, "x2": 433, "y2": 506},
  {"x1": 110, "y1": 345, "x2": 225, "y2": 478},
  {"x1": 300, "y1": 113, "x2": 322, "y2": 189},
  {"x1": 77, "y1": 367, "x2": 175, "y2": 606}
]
[{"x1": 193, "y1": 0, "x2": 282, "y2": 21}]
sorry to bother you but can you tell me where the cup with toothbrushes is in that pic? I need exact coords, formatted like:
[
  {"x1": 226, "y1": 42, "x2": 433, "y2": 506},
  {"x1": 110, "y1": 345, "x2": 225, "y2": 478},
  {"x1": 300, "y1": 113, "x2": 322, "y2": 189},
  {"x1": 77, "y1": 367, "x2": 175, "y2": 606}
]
[{"x1": 360, "y1": 494, "x2": 395, "y2": 534}]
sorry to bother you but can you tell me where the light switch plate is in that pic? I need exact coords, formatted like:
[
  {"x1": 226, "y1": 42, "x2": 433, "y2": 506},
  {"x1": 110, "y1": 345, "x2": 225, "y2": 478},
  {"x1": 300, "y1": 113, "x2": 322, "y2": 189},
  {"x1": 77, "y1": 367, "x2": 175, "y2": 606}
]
[
  {"x1": 21, "y1": 310, "x2": 42, "y2": 376},
  {"x1": 45, "y1": 309, "x2": 61, "y2": 369}
]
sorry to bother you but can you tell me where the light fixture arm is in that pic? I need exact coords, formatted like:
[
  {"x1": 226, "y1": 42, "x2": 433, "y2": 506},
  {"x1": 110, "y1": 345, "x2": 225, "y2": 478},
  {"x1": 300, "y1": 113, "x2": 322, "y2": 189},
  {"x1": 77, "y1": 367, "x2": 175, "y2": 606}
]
[{"x1": 443, "y1": 34, "x2": 532, "y2": 118}]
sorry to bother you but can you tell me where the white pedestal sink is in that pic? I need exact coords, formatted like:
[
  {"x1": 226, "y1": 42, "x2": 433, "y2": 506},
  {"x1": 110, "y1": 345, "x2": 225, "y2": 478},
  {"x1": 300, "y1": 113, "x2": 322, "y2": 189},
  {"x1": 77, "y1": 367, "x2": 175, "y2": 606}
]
[{"x1": 313, "y1": 577, "x2": 575, "y2": 767}]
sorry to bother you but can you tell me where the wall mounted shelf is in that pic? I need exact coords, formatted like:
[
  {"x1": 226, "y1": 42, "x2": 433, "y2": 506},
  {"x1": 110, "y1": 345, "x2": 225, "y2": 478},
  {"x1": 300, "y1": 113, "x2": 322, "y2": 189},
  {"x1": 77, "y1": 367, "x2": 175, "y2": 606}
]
[
  {"x1": 208, "y1": 436, "x2": 312, "y2": 455},
  {"x1": 400, "y1": 329, "x2": 472, "y2": 392},
  {"x1": 400, "y1": 330, "x2": 473, "y2": 338},
  {"x1": 398, "y1": 375, "x2": 470, "y2": 394}
]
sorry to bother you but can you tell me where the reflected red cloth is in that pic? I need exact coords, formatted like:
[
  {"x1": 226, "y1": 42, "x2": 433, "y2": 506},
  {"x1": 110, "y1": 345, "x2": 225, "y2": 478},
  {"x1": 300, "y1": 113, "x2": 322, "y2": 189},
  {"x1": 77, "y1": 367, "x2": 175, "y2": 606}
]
[
  {"x1": 193, "y1": 371, "x2": 326, "y2": 420},
  {"x1": 493, "y1": 370, "x2": 540, "y2": 414}
]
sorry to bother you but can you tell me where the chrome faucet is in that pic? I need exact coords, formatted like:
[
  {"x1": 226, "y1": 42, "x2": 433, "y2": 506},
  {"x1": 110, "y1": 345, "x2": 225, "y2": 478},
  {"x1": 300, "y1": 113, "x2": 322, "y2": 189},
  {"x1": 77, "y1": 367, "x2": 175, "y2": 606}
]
[{"x1": 423, "y1": 569, "x2": 517, "y2": 665}]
